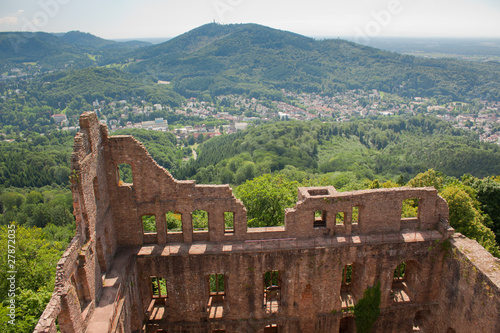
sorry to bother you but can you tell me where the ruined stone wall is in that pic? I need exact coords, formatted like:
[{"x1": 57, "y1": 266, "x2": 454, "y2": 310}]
[
  {"x1": 35, "y1": 112, "x2": 500, "y2": 333},
  {"x1": 432, "y1": 235, "x2": 500, "y2": 333},
  {"x1": 35, "y1": 113, "x2": 121, "y2": 332},
  {"x1": 135, "y1": 240, "x2": 447, "y2": 333}
]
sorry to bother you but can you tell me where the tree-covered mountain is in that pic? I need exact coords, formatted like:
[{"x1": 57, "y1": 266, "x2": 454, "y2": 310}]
[
  {"x1": 3, "y1": 24, "x2": 500, "y2": 101},
  {"x1": 0, "y1": 31, "x2": 150, "y2": 70},
  {"x1": 126, "y1": 23, "x2": 500, "y2": 101},
  {"x1": 57, "y1": 31, "x2": 150, "y2": 50},
  {"x1": 0, "y1": 31, "x2": 94, "y2": 69}
]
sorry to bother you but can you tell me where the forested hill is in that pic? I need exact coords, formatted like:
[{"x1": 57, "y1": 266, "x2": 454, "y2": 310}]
[
  {"x1": 175, "y1": 116, "x2": 500, "y2": 185},
  {"x1": 0, "y1": 31, "x2": 150, "y2": 70},
  {"x1": 127, "y1": 23, "x2": 500, "y2": 101},
  {"x1": 3, "y1": 24, "x2": 500, "y2": 101}
]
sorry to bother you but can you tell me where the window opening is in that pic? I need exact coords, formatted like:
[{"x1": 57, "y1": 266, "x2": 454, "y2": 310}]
[
  {"x1": 150, "y1": 276, "x2": 167, "y2": 298},
  {"x1": 165, "y1": 211, "x2": 182, "y2": 233},
  {"x1": 117, "y1": 163, "x2": 133, "y2": 185},
  {"x1": 208, "y1": 273, "x2": 225, "y2": 319},
  {"x1": 392, "y1": 262, "x2": 411, "y2": 303},
  {"x1": 224, "y1": 212, "x2": 234, "y2": 234},
  {"x1": 70, "y1": 274, "x2": 84, "y2": 310},
  {"x1": 393, "y1": 262, "x2": 406, "y2": 281},
  {"x1": 308, "y1": 189, "x2": 328, "y2": 196},
  {"x1": 192, "y1": 210, "x2": 208, "y2": 232},
  {"x1": 264, "y1": 270, "x2": 281, "y2": 313},
  {"x1": 342, "y1": 265, "x2": 353, "y2": 285},
  {"x1": 148, "y1": 276, "x2": 167, "y2": 322},
  {"x1": 352, "y1": 206, "x2": 359, "y2": 224},
  {"x1": 93, "y1": 177, "x2": 100, "y2": 202},
  {"x1": 336, "y1": 212, "x2": 345, "y2": 225},
  {"x1": 209, "y1": 273, "x2": 225, "y2": 296},
  {"x1": 142, "y1": 215, "x2": 157, "y2": 234},
  {"x1": 314, "y1": 210, "x2": 327, "y2": 228},
  {"x1": 341, "y1": 264, "x2": 354, "y2": 309},
  {"x1": 402, "y1": 198, "x2": 419, "y2": 218}
]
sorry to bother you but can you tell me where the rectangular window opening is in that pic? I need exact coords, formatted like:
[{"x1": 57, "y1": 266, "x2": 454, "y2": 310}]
[
  {"x1": 393, "y1": 262, "x2": 406, "y2": 281},
  {"x1": 314, "y1": 210, "x2": 327, "y2": 228},
  {"x1": 209, "y1": 273, "x2": 225, "y2": 296},
  {"x1": 402, "y1": 198, "x2": 419, "y2": 218},
  {"x1": 352, "y1": 206, "x2": 359, "y2": 224},
  {"x1": 117, "y1": 163, "x2": 133, "y2": 185},
  {"x1": 392, "y1": 262, "x2": 411, "y2": 303},
  {"x1": 308, "y1": 189, "x2": 329, "y2": 196},
  {"x1": 264, "y1": 270, "x2": 281, "y2": 314},
  {"x1": 192, "y1": 209, "x2": 208, "y2": 232},
  {"x1": 142, "y1": 215, "x2": 157, "y2": 234},
  {"x1": 224, "y1": 212, "x2": 234, "y2": 234},
  {"x1": 150, "y1": 276, "x2": 167, "y2": 298},
  {"x1": 165, "y1": 211, "x2": 182, "y2": 233},
  {"x1": 336, "y1": 212, "x2": 345, "y2": 225},
  {"x1": 342, "y1": 264, "x2": 353, "y2": 285},
  {"x1": 208, "y1": 273, "x2": 225, "y2": 319}
]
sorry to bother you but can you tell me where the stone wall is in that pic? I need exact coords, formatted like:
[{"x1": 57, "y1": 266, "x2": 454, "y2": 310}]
[
  {"x1": 432, "y1": 235, "x2": 500, "y2": 333},
  {"x1": 34, "y1": 112, "x2": 500, "y2": 333}
]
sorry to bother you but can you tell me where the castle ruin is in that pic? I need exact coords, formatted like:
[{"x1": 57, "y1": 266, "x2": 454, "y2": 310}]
[{"x1": 34, "y1": 112, "x2": 500, "y2": 332}]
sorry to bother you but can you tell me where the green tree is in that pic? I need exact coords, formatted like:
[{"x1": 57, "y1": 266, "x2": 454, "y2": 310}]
[
  {"x1": 235, "y1": 174, "x2": 299, "y2": 227},
  {"x1": 354, "y1": 282, "x2": 381, "y2": 333},
  {"x1": 407, "y1": 169, "x2": 444, "y2": 190},
  {"x1": 0, "y1": 224, "x2": 67, "y2": 332},
  {"x1": 440, "y1": 185, "x2": 500, "y2": 257},
  {"x1": 462, "y1": 176, "x2": 500, "y2": 242}
]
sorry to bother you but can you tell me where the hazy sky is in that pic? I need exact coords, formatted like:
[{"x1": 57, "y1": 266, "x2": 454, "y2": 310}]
[{"x1": 0, "y1": 0, "x2": 499, "y2": 39}]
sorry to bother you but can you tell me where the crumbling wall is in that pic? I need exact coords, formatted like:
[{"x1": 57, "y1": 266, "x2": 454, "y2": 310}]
[
  {"x1": 135, "y1": 240, "x2": 447, "y2": 333},
  {"x1": 35, "y1": 112, "x2": 120, "y2": 332},
  {"x1": 35, "y1": 112, "x2": 500, "y2": 333},
  {"x1": 432, "y1": 235, "x2": 500, "y2": 333},
  {"x1": 99, "y1": 132, "x2": 451, "y2": 247}
]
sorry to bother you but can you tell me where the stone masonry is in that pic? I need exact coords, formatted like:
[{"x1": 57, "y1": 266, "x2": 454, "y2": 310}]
[{"x1": 34, "y1": 112, "x2": 500, "y2": 333}]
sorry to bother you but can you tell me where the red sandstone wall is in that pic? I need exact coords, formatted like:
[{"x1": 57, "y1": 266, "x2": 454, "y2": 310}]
[
  {"x1": 37, "y1": 111, "x2": 500, "y2": 333},
  {"x1": 135, "y1": 241, "x2": 446, "y2": 332},
  {"x1": 432, "y1": 235, "x2": 500, "y2": 333}
]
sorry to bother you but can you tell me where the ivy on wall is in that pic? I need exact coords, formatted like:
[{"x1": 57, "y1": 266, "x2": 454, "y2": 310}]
[{"x1": 354, "y1": 281, "x2": 381, "y2": 333}]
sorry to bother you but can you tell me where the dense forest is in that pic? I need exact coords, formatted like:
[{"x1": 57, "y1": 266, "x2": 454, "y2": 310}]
[
  {"x1": 176, "y1": 116, "x2": 500, "y2": 185},
  {"x1": 1, "y1": 115, "x2": 500, "y2": 190},
  {"x1": 0, "y1": 187, "x2": 75, "y2": 332}
]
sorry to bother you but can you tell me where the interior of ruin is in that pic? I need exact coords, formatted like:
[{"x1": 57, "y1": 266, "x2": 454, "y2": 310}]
[{"x1": 34, "y1": 112, "x2": 500, "y2": 333}]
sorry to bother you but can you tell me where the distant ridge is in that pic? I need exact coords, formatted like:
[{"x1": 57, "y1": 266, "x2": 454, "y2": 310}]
[
  {"x1": 0, "y1": 30, "x2": 151, "y2": 69},
  {"x1": 0, "y1": 23, "x2": 499, "y2": 101},
  {"x1": 125, "y1": 23, "x2": 500, "y2": 101}
]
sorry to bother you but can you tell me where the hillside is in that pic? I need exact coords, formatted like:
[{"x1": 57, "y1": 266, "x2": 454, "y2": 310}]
[
  {"x1": 126, "y1": 23, "x2": 500, "y2": 101},
  {"x1": 0, "y1": 31, "x2": 93, "y2": 69},
  {"x1": 174, "y1": 116, "x2": 500, "y2": 185},
  {"x1": 0, "y1": 31, "x2": 150, "y2": 70},
  {"x1": 30, "y1": 67, "x2": 184, "y2": 109}
]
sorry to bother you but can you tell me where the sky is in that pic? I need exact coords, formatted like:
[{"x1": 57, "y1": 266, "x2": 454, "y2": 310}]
[{"x1": 0, "y1": 0, "x2": 499, "y2": 40}]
